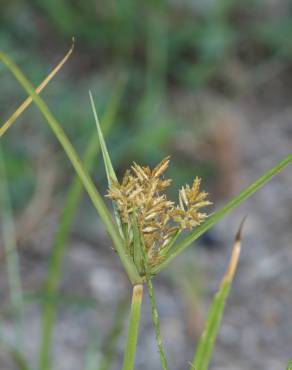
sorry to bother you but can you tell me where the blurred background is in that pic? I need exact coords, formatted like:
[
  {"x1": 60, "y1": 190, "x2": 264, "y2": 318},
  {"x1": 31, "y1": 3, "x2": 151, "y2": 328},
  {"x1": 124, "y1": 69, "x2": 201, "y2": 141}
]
[{"x1": 0, "y1": 1, "x2": 292, "y2": 369}]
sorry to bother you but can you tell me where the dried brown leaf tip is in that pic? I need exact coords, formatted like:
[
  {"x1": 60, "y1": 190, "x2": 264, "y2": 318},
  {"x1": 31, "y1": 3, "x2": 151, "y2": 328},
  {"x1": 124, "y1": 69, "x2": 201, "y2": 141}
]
[{"x1": 107, "y1": 157, "x2": 212, "y2": 273}]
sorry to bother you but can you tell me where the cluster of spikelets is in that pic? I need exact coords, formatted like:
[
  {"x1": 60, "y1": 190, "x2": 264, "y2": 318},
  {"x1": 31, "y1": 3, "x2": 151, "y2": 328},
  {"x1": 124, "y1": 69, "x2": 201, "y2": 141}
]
[{"x1": 107, "y1": 157, "x2": 211, "y2": 270}]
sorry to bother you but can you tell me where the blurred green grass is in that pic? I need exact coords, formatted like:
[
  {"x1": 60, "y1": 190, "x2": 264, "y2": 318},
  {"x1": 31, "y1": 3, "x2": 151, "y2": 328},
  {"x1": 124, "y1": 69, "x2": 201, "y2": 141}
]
[
  {"x1": 1, "y1": 1, "x2": 292, "y2": 212},
  {"x1": 2, "y1": 1, "x2": 292, "y2": 214},
  {"x1": 1, "y1": 1, "x2": 292, "y2": 368}
]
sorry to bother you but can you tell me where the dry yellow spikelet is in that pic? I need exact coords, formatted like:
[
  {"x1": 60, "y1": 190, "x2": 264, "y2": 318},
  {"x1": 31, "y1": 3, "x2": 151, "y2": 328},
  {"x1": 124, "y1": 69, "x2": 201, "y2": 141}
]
[{"x1": 107, "y1": 157, "x2": 211, "y2": 271}]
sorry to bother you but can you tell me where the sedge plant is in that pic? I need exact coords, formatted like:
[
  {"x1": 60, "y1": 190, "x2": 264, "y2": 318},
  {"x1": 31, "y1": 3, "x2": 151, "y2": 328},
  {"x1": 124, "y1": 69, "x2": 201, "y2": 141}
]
[{"x1": 0, "y1": 44, "x2": 291, "y2": 370}]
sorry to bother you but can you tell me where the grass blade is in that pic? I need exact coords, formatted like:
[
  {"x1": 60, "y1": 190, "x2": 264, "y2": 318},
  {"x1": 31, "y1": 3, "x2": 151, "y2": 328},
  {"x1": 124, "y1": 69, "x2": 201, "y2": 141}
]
[
  {"x1": 121, "y1": 284, "x2": 143, "y2": 370},
  {"x1": 0, "y1": 51, "x2": 141, "y2": 284},
  {"x1": 154, "y1": 154, "x2": 292, "y2": 274},
  {"x1": 89, "y1": 90, "x2": 118, "y2": 184},
  {"x1": 190, "y1": 219, "x2": 245, "y2": 370},
  {"x1": 287, "y1": 359, "x2": 292, "y2": 370},
  {"x1": 38, "y1": 81, "x2": 126, "y2": 370},
  {"x1": 89, "y1": 91, "x2": 124, "y2": 236},
  {"x1": 0, "y1": 39, "x2": 74, "y2": 137}
]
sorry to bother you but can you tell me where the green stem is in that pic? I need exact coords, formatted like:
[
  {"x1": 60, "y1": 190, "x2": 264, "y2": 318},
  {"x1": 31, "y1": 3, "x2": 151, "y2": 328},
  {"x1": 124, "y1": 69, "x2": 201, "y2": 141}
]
[
  {"x1": 141, "y1": 238, "x2": 169, "y2": 370},
  {"x1": 0, "y1": 51, "x2": 141, "y2": 285},
  {"x1": 38, "y1": 78, "x2": 126, "y2": 370},
  {"x1": 122, "y1": 284, "x2": 143, "y2": 370},
  {"x1": 38, "y1": 164, "x2": 92, "y2": 370},
  {"x1": 146, "y1": 277, "x2": 169, "y2": 370}
]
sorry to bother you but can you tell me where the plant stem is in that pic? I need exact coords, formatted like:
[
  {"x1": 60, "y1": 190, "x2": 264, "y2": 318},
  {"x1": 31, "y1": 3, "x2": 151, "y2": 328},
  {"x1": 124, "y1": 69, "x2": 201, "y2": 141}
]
[
  {"x1": 0, "y1": 41, "x2": 74, "y2": 138},
  {"x1": 0, "y1": 51, "x2": 141, "y2": 285},
  {"x1": 146, "y1": 277, "x2": 169, "y2": 370},
  {"x1": 122, "y1": 284, "x2": 143, "y2": 370},
  {"x1": 38, "y1": 169, "x2": 91, "y2": 370},
  {"x1": 141, "y1": 239, "x2": 169, "y2": 370},
  {"x1": 38, "y1": 78, "x2": 126, "y2": 370}
]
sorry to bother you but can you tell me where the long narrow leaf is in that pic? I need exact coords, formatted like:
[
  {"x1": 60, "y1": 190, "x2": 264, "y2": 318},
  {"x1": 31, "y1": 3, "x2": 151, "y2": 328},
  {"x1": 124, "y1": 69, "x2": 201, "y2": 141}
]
[
  {"x1": 0, "y1": 39, "x2": 74, "y2": 137},
  {"x1": 89, "y1": 91, "x2": 124, "y2": 236},
  {"x1": 0, "y1": 51, "x2": 141, "y2": 284},
  {"x1": 287, "y1": 359, "x2": 292, "y2": 370},
  {"x1": 154, "y1": 154, "x2": 292, "y2": 274},
  {"x1": 89, "y1": 91, "x2": 118, "y2": 184},
  {"x1": 191, "y1": 220, "x2": 245, "y2": 370},
  {"x1": 39, "y1": 81, "x2": 126, "y2": 370}
]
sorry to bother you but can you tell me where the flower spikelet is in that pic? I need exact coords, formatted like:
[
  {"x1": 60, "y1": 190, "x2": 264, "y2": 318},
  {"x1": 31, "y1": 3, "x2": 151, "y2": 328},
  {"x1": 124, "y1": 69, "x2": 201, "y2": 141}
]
[
  {"x1": 107, "y1": 158, "x2": 211, "y2": 271},
  {"x1": 171, "y1": 177, "x2": 212, "y2": 229}
]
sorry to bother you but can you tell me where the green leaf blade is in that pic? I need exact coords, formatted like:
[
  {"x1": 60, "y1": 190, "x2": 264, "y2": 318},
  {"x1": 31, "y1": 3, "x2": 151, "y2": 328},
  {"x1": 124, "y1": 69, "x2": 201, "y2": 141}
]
[
  {"x1": 89, "y1": 90, "x2": 118, "y2": 184},
  {"x1": 155, "y1": 154, "x2": 292, "y2": 274},
  {"x1": 39, "y1": 81, "x2": 126, "y2": 370},
  {"x1": 0, "y1": 51, "x2": 141, "y2": 284},
  {"x1": 89, "y1": 90, "x2": 125, "y2": 237},
  {"x1": 0, "y1": 41, "x2": 74, "y2": 138},
  {"x1": 192, "y1": 280, "x2": 231, "y2": 370},
  {"x1": 190, "y1": 222, "x2": 243, "y2": 370}
]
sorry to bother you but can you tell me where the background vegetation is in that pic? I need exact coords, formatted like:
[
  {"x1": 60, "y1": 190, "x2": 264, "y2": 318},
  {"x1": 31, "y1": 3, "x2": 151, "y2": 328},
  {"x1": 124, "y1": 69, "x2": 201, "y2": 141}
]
[{"x1": 0, "y1": 1, "x2": 292, "y2": 369}]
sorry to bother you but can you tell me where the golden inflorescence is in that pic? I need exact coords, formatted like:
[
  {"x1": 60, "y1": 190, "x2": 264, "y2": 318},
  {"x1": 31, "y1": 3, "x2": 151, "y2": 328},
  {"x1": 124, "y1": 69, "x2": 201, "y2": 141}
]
[{"x1": 107, "y1": 157, "x2": 211, "y2": 271}]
